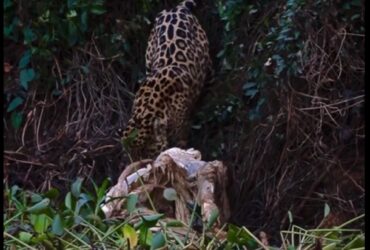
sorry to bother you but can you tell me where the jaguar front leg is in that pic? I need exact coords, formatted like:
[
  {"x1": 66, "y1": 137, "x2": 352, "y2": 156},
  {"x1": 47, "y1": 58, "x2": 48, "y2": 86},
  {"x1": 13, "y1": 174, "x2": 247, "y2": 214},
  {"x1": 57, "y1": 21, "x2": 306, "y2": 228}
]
[{"x1": 150, "y1": 118, "x2": 169, "y2": 156}]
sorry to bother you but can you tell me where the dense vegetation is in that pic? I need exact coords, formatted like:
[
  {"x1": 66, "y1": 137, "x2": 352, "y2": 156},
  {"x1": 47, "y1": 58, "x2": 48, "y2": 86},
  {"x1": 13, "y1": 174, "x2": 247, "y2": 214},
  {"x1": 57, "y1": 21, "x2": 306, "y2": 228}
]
[
  {"x1": 4, "y1": 0, "x2": 364, "y2": 248},
  {"x1": 4, "y1": 179, "x2": 364, "y2": 249}
]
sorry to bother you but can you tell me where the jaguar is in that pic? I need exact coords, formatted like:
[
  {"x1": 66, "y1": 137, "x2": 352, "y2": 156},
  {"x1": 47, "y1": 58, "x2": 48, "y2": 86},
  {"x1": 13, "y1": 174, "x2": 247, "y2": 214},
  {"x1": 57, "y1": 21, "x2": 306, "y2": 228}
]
[{"x1": 122, "y1": 0, "x2": 213, "y2": 158}]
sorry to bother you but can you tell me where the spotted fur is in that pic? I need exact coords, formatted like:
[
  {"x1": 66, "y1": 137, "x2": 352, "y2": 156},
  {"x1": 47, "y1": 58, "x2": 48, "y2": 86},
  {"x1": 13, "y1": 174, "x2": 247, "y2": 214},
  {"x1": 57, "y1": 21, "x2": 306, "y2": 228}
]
[{"x1": 122, "y1": 0, "x2": 213, "y2": 158}]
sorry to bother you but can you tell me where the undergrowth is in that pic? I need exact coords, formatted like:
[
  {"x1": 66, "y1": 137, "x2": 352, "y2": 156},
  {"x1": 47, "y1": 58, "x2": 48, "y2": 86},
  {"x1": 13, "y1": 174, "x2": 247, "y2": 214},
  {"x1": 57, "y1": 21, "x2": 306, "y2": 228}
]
[{"x1": 3, "y1": 180, "x2": 365, "y2": 249}]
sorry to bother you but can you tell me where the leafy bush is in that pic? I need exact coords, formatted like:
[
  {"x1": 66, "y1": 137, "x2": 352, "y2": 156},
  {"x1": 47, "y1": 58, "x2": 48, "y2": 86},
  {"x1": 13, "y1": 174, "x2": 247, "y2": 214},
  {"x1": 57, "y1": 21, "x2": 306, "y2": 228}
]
[
  {"x1": 4, "y1": 0, "x2": 108, "y2": 131},
  {"x1": 4, "y1": 0, "x2": 108, "y2": 86},
  {"x1": 4, "y1": 182, "x2": 364, "y2": 249},
  {"x1": 214, "y1": 0, "x2": 364, "y2": 121}
]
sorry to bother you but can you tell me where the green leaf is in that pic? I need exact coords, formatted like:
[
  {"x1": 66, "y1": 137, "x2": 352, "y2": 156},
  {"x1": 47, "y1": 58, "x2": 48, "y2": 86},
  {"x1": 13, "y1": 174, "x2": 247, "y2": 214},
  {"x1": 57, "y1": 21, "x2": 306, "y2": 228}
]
[
  {"x1": 257, "y1": 97, "x2": 265, "y2": 108},
  {"x1": 19, "y1": 232, "x2": 33, "y2": 243},
  {"x1": 74, "y1": 196, "x2": 90, "y2": 220},
  {"x1": 67, "y1": 0, "x2": 77, "y2": 8},
  {"x1": 52, "y1": 89, "x2": 62, "y2": 97},
  {"x1": 323, "y1": 242, "x2": 337, "y2": 250},
  {"x1": 68, "y1": 21, "x2": 78, "y2": 46},
  {"x1": 248, "y1": 110, "x2": 259, "y2": 121},
  {"x1": 123, "y1": 42, "x2": 131, "y2": 53},
  {"x1": 243, "y1": 82, "x2": 257, "y2": 89},
  {"x1": 351, "y1": 14, "x2": 361, "y2": 21},
  {"x1": 26, "y1": 198, "x2": 50, "y2": 214},
  {"x1": 123, "y1": 224, "x2": 138, "y2": 248},
  {"x1": 139, "y1": 227, "x2": 153, "y2": 246},
  {"x1": 44, "y1": 188, "x2": 60, "y2": 200},
  {"x1": 31, "y1": 233, "x2": 44, "y2": 244},
  {"x1": 19, "y1": 50, "x2": 31, "y2": 69},
  {"x1": 65, "y1": 192, "x2": 73, "y2": 209},
  {"x1": 71, "y1": 178, "x2": 83, "y2": 198},
  {"x1": 342, "y1": 234, "x2": 364, "y2": 249},
  {"x1": 79, "y1": 193, "x2": 93, "y2": 203},
  {"x1": 127, "y1": 194, "x2": 138, "y2": 213},
  {"x1": 31, "y1": 214, "x2": 51, "y2": 233},
  {"x1": 4, "y1": 0, "x2": 13, "y2": 9},
  {"x1": 80, "y1": 11, "x2": 88, "y2": 32},
  {"x1": 249, "y1": 8, "x2": 258, "y2": 14},
  {"x1": 20, "y1": 68, "x2": 36, "y2": 90},
  {"x1": 166, "y1": 220, "x2": 184, "y2": 227},
  {"x1": 150, "y1": 232, "x2": 166, "y2": 250},
  {"x1": 4, "y1": 17, "x2": 20, "y2": 41},
  {"x1": 324, "y1": 203, "x2": 330, "y2": 218},
  {"x1": 7, "y1": 97, "x2": 24, "y2": 112},
  {"x1": 90, "y1": 5, "x2": 106, "y2": 15},
  {"x1": 206, "y1": 208, "x2": 219, "y2": 229},
  {"x1": 67, "y1": 10, "x2": 77, "y2": 19},
  {"x1": 10, "y1": 185, "x2": 21, "y2": 197},
  {"x1": 163, "y1": 188, "x2": 177, "y2": 201},
  {"x1": 80, "y1": 65, "x2": 89, "y2": 74},
  {"x1": 142, "y1": 214, "x2": 164, "y2": 226},
  {"x1": 31, "y1": 193, "x2": 43, "y2": 203},
  {"x1": 96, "y1": 178, "x2": 110, "y2": 201},
  {"x1": 343, "y1": 3, "x2": 351, "y2": 10},
  {"x1": 51, "y1": 214, "x2": 64, "y2": 236},
  {"x1": 226, "y1": 224, "x2": 240, "y2": 243},
  {"x1": 4, "y1": 25, "x2": 13, "y2": 38},
  {"x1": 216, "y1": 49, "x2": 225, "y2": 58},
  {"x1": 227, "y1": 224, "x2": 258, "y2": 249},
  {"x1": 38, "y1": 10, "x2": 50, "y2": 23},
  {"x1": 23, "y1": 27, "x2": 37, "y2": 44},
  {"x1": 86, "y1": 214, "x2": 103, "y2": 224},
  {"x1": 350, "y1": 0, "x2": 362, "y2": 7},
  {"x1": 244, "y1": 88, "x2": 258, "y2": 98}
]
